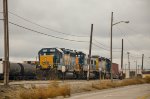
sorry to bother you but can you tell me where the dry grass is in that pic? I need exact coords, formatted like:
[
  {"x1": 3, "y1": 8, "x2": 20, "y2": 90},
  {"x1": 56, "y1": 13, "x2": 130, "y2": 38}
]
[
  {"x1": 92, "y1": 82, "x2": 117, "y2": 90},
  {"x1": 143, "y1": 76, "x2": 150, "y2": 83},
  {"x1": 20, "y1": 81, "x2": 70, "y2": 99},
  {"x1": 0, "y1": 80, "x2": 3, "y2": 83},
  {"x1": 19, "y1": 77, "x2": 150, "y2": 99},
  {"x1": 92, "y1": 77, "x2": 150, "y2": 90}
]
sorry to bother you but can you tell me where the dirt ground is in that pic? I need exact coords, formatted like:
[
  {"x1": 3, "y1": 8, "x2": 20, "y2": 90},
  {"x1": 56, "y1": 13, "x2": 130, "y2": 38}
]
[
  {"x1": 0, "y1": 78, "x2": 150, "y2": 99},
  {"x1": 0, "y1": 80, "x2": 102, "y2": 99},
  {"x1": 0, "y1": 79, "x2": 134, "y2": 99},
  {"x1": 0, "y1": 85, "x2": 24, "y2": 99}
]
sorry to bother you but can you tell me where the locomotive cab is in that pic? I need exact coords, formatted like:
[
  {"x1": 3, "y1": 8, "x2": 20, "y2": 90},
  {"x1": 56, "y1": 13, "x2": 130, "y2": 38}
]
[
  {"x1": 38, "y1": 48, "x2": 63, "y2": 70},
  {"x1": 61, "y1": 49, "x2": 76, "y2": 71},
  {"x1": 76, "y1": 51, "x2": 85, "y2": 71}
]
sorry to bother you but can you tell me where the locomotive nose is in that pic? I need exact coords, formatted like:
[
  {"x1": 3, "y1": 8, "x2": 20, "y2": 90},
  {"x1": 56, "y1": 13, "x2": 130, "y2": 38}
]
[{"x1": 40, "y1": 55, "x2": 54, "y2": 69}]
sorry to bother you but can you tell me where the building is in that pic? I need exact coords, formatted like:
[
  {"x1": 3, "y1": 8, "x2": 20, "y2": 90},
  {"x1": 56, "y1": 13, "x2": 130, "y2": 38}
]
[
  {"x1": 142, "y1": 70, "x2": 150, "y2": 78},
  {"x1": 123, "y1": 69, "x2": 142, "y2": 78}
]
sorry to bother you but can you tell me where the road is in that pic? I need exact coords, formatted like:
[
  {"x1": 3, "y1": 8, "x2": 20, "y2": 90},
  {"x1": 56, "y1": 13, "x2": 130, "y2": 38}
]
[{"x1": 68, "y1": 84, "x2": 150, "y2": 99}]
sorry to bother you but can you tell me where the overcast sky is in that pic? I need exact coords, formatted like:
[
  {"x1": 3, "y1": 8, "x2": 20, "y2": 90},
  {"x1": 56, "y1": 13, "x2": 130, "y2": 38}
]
[{"x1": 0, "y1": 0, "x2": 150, "y2": 70}]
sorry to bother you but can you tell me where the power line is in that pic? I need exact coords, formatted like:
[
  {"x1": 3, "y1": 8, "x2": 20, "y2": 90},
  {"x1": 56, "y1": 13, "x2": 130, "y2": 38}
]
[
  {"x1": 116, "y1": 27, "x2": 142, "y2": 52},
  {"x1": 9, "y1": 21, "x2": 89, "y2": 43},
  {"x1": 117, "y1": 27, "x2": 149, "y2": 62},
  {"x1": 8, "y1": 12, "x2": 122, "y2": 51},
  {"x1": 92, "y1": 43, "x2": 121, "y2": 52},
  {"x1": 130, "y1": 55, "x2": 141, "y2": 58},
  {"x1": 8, "y1": 11, "x2": 89, "y2": 38},
  {"x1": 123, "y1": 50, "x2": 142, "y2": 58},
  {"x1": 93, "y1": 39, "x2": 121, "y2": 50},
  {"x1": 144, "y1": 55, "x2": 150, "y2": 58},
  {"x1": 123, "y1": 24, "x2": 143, "y2": 36},
  {"x1": 92, "y1": 43, "x2": 110, "y2": 58},
  {"x1": 93, "y1": 43, "x2": 110, "y2": 51},
  {"x1": 93, "y1": 39, "x2": 109, "y2": 47},
  {"x1": 8, "y1": 12, "x2": 124, "y2": 52}
]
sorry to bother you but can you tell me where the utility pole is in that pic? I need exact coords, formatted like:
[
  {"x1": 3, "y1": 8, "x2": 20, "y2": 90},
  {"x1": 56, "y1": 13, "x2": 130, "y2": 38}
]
[
  {"x1": 110, "y1": 12, "x2": 113, "y2": 82},
  {"x1": 127, "y1": 52, "x2": 130, "y2": 78},
  {"x1": 87, "y1": 24, "x2": 93, "y2": 81},
  {"x1": 120, "y1": 39, "x2": 123, "y2": 78},
  {"x1": 109, "y1": 12, "x2": 129, "y2": 81},
  {"x1": 121, "y1": 39, "x2": 123, "y2": 71},
  {"x1": 142, "y1": 54, "x2": 144, "y2": 71},
  {"x1": 138, "y1": 65, "x2": 140, "y2": 74},
  {"x1": 135, "y1": 60, "x2": 137, "y2": 77},
  {"x1": 3, "y1": 0, "x2": 10, "y2": 86},
  {"x1": 125, "y1": 64, "x2": 127, "y2": 77}
]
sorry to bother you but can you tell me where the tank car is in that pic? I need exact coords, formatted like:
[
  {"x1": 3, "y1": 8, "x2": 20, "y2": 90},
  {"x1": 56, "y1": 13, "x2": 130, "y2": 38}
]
[{"x1": 0, "y1": 62, "x2": 36, "y2": 80}]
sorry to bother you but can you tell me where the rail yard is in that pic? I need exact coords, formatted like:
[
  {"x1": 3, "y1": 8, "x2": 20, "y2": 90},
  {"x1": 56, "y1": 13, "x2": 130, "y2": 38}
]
[{"x1": 0, "y1": 0, "x2": 150, "y2": 99}]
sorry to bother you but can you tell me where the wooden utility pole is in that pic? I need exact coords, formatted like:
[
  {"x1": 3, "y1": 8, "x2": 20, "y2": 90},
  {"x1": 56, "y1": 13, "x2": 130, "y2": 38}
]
[
  {"x1": 142, "y1": 54, "x2": 144, "y2": 71},
  {"x1": 127, "y1": 52, "x2": 130, "y2": 78},
  {"x1": 125, "y1": 64, "x2": 127, "y2": 76},
  {"x1": 135, "y1": 60, "x2": 137, "y2": 77},
  {"x1": 138, "y1": 65, "x2": 140, "y2": 74},
  {"x1": 3, "y1": 0, "x2": 10, "y2": 86},
  {"x1": 121, "y1": 39, "x2": 123, "y2": 71},
  {"x1": 87, "y1": 24, "x2": 93, "y2": 81},
  {"x1": 110, "y1": 12, "x2": 113, "y2": 82}
]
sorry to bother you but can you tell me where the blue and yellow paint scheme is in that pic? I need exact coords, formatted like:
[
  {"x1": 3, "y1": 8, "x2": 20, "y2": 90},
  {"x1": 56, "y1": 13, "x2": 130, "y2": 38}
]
[{"x1": 38, "y1": 48, "x2": 63, "y2": 69}]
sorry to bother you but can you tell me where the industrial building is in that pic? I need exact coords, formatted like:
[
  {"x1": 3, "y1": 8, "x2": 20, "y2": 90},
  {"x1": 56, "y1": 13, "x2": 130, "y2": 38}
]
[{"x1": 123, "y1": 69, "x2": 142, "y2": 78}]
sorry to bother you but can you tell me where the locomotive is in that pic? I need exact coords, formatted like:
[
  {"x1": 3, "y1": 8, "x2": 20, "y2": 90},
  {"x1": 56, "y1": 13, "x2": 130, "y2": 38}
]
[
  {"x1": 37, "y1": 48, "x2": 86, "y2": 79},
  {"x1": 37, "y1": 47, "x2": 111, "y2": 79},
  {"x1": 0, "y1": 47, "x2": 113, "y2": 80}
]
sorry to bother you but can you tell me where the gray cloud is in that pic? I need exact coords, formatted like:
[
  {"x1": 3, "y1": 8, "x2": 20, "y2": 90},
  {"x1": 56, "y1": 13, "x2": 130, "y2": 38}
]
[{"x1": 0, "y1": 0, "x2": 150, "y2": 69}]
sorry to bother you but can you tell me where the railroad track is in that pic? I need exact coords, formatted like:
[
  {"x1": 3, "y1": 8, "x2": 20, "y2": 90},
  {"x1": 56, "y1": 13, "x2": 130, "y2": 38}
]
[{"x1": 0, "y1": 79, "x2": 112, "y2": 86}]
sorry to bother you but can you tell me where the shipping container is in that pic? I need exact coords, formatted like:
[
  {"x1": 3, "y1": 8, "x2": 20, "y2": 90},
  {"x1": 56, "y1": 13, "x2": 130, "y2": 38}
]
[{"x1": 112, "y1": 63, "x2": 119, "y2": 79}]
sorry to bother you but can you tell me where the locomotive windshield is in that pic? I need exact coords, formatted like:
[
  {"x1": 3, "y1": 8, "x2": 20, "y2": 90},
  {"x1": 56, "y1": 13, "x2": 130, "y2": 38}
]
[{"x1": 39, "y1": 48, "x2": 56, "y2": 55}]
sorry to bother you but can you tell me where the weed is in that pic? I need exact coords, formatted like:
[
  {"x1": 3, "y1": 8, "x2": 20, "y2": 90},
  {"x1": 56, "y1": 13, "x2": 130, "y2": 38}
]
[
  {"x1": 92, "y1": 78, "x2": 150, "y2": 91},
  {"x1": 143, "y1": 76, "x2": 150, "y2": 83},
  {"x1": 20, "y1": 82, "x2": 70, "y2": 99}
]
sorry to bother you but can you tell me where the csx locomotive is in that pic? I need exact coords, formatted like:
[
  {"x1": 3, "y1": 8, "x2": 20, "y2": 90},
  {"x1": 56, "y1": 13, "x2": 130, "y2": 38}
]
[{"x1": 37, "y1": 47, "x2": 111, "y2": 79}]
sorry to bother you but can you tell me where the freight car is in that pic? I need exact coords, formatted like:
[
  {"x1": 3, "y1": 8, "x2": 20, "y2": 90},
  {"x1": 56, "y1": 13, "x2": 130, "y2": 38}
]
[
  {"x1": 112, "y1": 63, "x2": 119, "y2": 79},
  {"x1": 0, "y1": 62, "x2": 36, "y2": 80}
]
